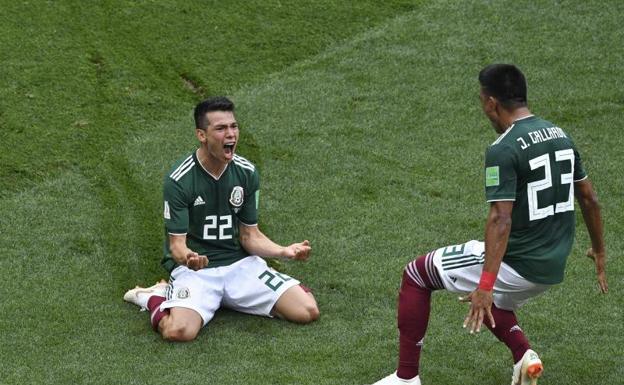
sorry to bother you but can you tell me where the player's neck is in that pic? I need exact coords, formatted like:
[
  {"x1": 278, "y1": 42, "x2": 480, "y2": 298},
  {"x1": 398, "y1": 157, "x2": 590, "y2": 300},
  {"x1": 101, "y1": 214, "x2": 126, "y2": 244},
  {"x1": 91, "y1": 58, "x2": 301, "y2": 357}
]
[
  {"x1": 509, "y1": 107, "x2": 532, "y2": 124},
  {"x1": 502, "y1": 107, "x2": 532, "y2": 130},
  {"x1": 196, "y1": 148, "x2": 228, "y2": 178}
]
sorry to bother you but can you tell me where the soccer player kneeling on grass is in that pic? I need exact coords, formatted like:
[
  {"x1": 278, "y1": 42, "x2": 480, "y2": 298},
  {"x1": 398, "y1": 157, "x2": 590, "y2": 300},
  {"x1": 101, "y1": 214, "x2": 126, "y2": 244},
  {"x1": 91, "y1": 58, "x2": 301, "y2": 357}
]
[
  {"x1": 370, "y1": 64, "x2": 607, "y2": 385},
  {"x1": 124, "y1": 97, "x2": 319, "y2": 341}
]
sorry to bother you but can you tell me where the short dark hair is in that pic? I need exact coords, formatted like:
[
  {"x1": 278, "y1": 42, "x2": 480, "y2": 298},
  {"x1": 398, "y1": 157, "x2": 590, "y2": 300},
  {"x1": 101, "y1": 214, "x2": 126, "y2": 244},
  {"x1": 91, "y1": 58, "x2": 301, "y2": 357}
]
[
  {"x1": 194, "y1": 96, "x2": 235, "y2": 129},
  {"x1": 478, "y1": 64, "x2": 527, "y2": 109}
]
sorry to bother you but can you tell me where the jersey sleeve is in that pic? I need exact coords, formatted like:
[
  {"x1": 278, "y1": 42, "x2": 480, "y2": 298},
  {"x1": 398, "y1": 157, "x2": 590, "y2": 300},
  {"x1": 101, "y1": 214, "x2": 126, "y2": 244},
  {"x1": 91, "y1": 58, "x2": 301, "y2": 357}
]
[
  {"x1": 485, "y1": 143, "x2": 517, "y2": 202},
  {"x1": 573, "y1": 146, "x2": 587, "y2": 181},
  {"x1": 163, "y1": 176, "x2": 190, "y2": 234},
  {"x1": 237, "y1": 168, "x2": 260, "y2": 225}
]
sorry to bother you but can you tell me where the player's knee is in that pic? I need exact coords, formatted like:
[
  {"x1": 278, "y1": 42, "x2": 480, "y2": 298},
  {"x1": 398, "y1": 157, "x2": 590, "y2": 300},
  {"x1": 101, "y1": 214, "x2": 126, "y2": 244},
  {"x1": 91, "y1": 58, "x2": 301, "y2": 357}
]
[
  {"x1": 161, "y1": 322, "x2": 200, "y2": 342},
  {"x1": 303, "y1": 303, "x2": 321, "y2": 323},
  {"x1": 160, "y1": 316, "x2": 201, "y2": 342},
  {"x1": 159, "y1": 307, "x2": 203, "y2": 342},
  {"x1": 293, "y1": 298, "x2": 320, "y2": 324},
  {"x1": 274, "y1": 286, "x2": 320, "y2": 324},
  {"x1": 306, "y1": 303, "x2": 320, "y2": 323}
]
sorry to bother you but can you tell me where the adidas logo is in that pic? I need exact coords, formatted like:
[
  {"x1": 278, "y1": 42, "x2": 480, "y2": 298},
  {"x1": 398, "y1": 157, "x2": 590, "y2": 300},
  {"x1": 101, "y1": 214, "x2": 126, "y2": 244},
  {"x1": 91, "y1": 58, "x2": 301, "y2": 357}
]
[
  {"x1": 510, "y1": 325, "x2": 523, "y2": 333},
  {"x1": 193, "y1": 196, "x2": 205, "y2": 206},
  {"x1": 449, "y1": 276, "x2": 458, "y2": 283}
]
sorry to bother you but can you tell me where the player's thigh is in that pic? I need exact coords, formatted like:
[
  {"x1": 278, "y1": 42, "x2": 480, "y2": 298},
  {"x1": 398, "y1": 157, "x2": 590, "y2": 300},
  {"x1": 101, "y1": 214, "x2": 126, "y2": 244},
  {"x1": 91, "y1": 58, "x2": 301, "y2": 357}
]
[
  {"x1": 492, "y1": 269, "x2": 550, "y2": 310},
  {"x1": 161, "y1": 265, "x2": 224, "y2": 326},
  {"x1": 222, "y1": 256, "x2": 302, "y2": 317},
  {"x1": 431, "y1": 240, "x2": 486, "y2": 293},
  {"x1": 272, "y1": 284, "x2": 319, "y2": 323},
  {"x1": 430, "y1": 240, "x2": 550, "y2": 310}
]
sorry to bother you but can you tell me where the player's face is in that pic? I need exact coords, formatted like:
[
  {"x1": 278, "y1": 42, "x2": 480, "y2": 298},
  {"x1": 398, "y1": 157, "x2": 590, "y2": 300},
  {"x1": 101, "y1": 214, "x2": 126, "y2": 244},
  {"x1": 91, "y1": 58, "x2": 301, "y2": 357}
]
[
  {"x1": 479, "y1": 89, "x2": 505, "y2": 134},
  {"x1": 197, "y1": 110, "x2": 239, "y2": 164}
]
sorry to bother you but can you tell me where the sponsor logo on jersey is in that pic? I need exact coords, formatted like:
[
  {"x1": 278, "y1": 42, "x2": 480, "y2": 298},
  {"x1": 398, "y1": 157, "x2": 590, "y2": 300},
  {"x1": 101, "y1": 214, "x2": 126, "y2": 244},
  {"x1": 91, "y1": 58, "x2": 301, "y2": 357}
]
[
  {"x1": 177, "y1": 287, "x2": 190, "y2": 299},
  {"x1": 485, "y1": 166, "x2": 500, "y2": 187},
  {"x1": 193, "y1": 195, "x2": 205, "y2": 206},
  {"x1": 230, "y1": 186, "x2": 244, "y2": 207}
]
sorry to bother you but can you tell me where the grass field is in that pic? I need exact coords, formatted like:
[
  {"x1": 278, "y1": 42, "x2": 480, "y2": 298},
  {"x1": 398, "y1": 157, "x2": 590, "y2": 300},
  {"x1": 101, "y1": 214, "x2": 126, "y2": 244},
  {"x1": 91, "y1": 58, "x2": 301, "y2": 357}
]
[{"x1": 1, "y1": 1, "x2": 622, "y2": 384}]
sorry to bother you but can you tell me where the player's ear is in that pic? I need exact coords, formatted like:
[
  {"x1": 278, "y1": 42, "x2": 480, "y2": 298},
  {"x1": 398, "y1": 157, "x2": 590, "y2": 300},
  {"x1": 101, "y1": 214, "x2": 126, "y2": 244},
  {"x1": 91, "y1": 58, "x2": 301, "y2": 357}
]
[
  {"x1": 484, "y1": 95, "x2": 498, "y2": 114},
  {"x1": 195, "y1": 128, "x2": 206, "y2": 143}
]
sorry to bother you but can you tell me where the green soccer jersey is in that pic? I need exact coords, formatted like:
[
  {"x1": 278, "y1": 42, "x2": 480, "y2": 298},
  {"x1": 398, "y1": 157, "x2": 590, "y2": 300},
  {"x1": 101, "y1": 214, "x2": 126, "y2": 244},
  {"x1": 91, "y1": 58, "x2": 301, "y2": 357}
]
[
  {"x1": 484, "y1": 116, "x2": 587, "y2": 284},
  {"x1": 161, "y1": 151, "x2": 259, "y2": 273}
]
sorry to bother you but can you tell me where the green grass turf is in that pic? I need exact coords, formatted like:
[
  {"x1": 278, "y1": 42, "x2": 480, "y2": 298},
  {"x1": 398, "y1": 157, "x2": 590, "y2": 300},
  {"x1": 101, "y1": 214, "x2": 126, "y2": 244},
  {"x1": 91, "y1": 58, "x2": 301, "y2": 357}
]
[{"x1": 1, "y1": 0, "x2": 623, "y2": 384}]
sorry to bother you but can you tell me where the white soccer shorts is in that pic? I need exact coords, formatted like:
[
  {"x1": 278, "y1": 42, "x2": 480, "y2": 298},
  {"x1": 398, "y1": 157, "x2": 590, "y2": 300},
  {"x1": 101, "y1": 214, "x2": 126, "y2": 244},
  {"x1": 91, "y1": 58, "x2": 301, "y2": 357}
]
[
  {"x1": 431, "y1": 240, "x2": 551, "y2": 311},
  {"x1": 161, "y1": 256, "x2": 300, "y2": 325}
]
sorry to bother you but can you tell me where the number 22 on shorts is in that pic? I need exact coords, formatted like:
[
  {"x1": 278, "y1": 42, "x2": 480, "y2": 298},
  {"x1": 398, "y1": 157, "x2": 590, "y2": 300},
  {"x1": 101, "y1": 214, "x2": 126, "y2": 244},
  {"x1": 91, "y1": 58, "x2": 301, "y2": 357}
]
[{"x1": 258, "y1": 270, "x2": 292, "y2": 291}]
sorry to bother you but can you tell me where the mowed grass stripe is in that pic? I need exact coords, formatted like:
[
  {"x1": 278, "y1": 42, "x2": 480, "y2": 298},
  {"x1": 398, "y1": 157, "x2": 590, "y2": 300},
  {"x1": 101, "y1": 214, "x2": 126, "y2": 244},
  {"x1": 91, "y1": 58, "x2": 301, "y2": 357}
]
[
  {"x1": 0, "y1": 0, "x2": 420, "y2": 196},
  {"x1": 1, "y1": 1, "x2": 622, "y2": 384},
  {"x1": 1, "y1": 2, "x2": 426, "y2": 385}
]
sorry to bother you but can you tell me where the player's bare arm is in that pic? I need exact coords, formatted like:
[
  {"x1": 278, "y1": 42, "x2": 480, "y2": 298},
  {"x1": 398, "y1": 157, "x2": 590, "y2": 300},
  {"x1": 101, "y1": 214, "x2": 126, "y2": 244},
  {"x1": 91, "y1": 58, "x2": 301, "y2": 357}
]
[
  {"x1": 462, "y1": 200, "x2": 513, "y2": 333},
  {"x1": 168, "y1": 233, "x2": 208, "y2": 270},
  {"x1": 574, "y1": 178, "x2": 608, "y2": 293},
  {"x1": 238, "y1": 224, "x2": 311, "y2": 261}
]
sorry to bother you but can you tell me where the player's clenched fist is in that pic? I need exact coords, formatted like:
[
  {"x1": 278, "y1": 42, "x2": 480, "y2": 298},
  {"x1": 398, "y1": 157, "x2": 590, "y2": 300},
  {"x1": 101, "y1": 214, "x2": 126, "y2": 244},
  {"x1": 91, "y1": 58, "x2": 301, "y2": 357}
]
[{"x1": 186, "y1": 252, "x2": 208, "y2": 270}]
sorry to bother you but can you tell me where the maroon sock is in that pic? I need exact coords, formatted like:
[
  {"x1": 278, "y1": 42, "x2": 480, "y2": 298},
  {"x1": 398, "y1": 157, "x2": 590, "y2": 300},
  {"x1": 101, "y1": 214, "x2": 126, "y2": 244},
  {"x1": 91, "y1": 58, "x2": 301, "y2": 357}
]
[
  {"x1": 147, "y1": 296, "x2": 168, "y2": 331},
  {"x1": 484, "y1": 305, "x2": 530, "y2": 363},
  {"x1": 396, "y1": 270, "x2": 432, "y2": 380}
]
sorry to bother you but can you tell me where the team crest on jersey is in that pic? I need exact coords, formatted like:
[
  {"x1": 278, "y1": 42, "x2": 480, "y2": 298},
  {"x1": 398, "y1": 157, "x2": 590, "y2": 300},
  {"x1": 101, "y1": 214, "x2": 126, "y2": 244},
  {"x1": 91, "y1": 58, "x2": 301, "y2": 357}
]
[
  {"x1": 176, "y1": 287, "x2": 190, "y2": 299},
  {"x1": 230, "y1": 186, "x2": 244, "y2": 207}
]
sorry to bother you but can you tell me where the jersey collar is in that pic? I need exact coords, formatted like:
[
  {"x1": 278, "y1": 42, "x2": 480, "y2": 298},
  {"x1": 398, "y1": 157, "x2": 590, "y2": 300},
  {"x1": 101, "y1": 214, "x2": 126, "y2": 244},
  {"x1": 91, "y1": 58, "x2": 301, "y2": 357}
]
[
  {"x1": 512, "y1": 114, "x2": 535, "y2": 124},
  {"x1": 194, "y1": 150, "x2": 229, "y2": 181}
]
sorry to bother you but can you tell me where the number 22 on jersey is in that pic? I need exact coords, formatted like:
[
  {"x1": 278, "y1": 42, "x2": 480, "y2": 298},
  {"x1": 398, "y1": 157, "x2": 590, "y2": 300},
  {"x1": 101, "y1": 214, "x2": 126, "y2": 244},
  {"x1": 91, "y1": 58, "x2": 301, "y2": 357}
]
[{"x1": 203, "y1": 215, "x2": 233, "y2": 240}]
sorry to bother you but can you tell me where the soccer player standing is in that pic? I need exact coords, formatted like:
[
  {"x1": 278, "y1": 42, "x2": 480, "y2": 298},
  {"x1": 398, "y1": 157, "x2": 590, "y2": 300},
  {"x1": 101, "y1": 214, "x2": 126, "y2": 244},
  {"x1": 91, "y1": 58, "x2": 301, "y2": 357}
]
[
  {"x1": 124, "y1": 97, "x2": 319, "y2": 341},
  {"x1": 371, "y1": 64, "x2": 607, "y2": 385}
]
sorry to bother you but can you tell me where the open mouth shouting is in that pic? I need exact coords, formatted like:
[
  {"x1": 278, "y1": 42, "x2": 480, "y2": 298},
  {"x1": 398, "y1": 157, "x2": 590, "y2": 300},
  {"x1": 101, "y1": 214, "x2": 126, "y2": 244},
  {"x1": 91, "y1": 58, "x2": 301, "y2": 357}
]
[{"x1": 224, "y1": 142, "x2": 236, "y2": 159}]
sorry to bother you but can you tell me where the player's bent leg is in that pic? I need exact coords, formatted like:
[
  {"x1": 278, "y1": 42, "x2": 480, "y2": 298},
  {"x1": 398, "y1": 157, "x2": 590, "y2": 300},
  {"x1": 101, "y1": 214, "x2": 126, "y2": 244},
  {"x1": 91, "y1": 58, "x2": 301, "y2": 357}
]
[
  {"x1": 158, "y1": 307, "x2": 203, "y2": 342},
  {"x1": 272, "y1": 285, "x2": 319, "y2": 324},
  {"x1": 370, "y1": 253, "x2": 444, "y2": 385},
  {"x1": 396, "y1": 253, "x2": 446, "y2": 381},
  {"x1": 221, "y1": 257, "x2": 317, "y2": 322}
]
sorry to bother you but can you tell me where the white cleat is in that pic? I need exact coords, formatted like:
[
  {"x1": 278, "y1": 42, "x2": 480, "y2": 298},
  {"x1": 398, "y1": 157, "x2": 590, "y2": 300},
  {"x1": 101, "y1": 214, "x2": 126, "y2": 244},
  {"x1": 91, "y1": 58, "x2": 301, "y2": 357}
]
[
  {"x1": 370, "y1": 372, "x2": 421, "y2": 385},
  {"x1": 123, "y1": 280, "x2": 168, "y2": 311},
  {"x1": 511, "y1": 349, "x2": 543, "y2": 385}
]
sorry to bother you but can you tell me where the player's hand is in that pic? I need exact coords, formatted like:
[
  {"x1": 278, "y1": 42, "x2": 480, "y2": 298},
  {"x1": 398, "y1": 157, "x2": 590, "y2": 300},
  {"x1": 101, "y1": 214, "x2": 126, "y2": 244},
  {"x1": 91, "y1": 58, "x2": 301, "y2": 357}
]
[
  {"x1": 186, "y1": 252, "x2": 208, "y2": 270},
  {"x1": 587, "y1": 247, "x2": 608, "y2": 293},
  {"x1": 460, "y1": 289, "x2": 495, "y2": 334},
  {"x1": 282, "y1": 240, "x2": 311, "y2": 261}
]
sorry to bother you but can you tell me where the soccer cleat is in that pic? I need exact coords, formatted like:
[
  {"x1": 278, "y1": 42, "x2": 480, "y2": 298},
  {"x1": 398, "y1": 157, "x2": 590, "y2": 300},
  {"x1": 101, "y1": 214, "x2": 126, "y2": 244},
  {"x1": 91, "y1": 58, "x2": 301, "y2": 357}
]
[
  {"x1": 370, "y1": 372, "x2": 421, "y2": 385},
  {"x1": 511, "y1": 349, "x2": 543, "y2": 385},
  {"x1": 123, "y1": 280, "x2": 168, "y2": 311}
]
